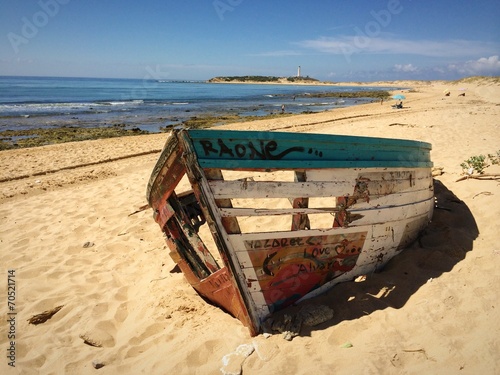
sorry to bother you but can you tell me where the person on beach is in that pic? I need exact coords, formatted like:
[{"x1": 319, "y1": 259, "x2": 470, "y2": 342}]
[{"x1": 281, "y1": 104, "x2": 285, "y2": 113}]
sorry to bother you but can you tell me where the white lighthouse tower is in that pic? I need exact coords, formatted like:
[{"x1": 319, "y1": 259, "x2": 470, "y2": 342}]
[{"x1": 297, "y1": 66, "x2": 301, "y2": 77}]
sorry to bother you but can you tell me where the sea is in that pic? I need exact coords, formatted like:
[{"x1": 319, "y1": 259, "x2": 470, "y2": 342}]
[{"x1": 0, "y1": 76, "x2": 398, "y2": 133}]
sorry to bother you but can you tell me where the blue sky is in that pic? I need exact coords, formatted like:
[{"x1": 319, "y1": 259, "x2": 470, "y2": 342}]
[{"x1": 1, "y1": 0, "x2": 499, "y2": 81}]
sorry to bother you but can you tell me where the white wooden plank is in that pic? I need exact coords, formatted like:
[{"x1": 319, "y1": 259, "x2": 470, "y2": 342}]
[
  {"x1": 221, "y1": 206, "x2": 339, "y2": 216},
  {"x1": 221, "y1": 188, "x2": 433, "y2": 212},
  {"x1": 208, "y1": 175, "x2": 431, "y2": 199},
  {"x1": 344, "y1": 199, "x2": 433, "y2": 227},
  {"x1": 209, "y1": 180, "x2": 353, "y2": 199},
  {"x1": 346, "y1": 188, "x2": 433, "y2": 209},
  {"x1": 305, "y1": 167, "x2": 431, "y2": 182},
  {"x1": 224, "y1": 199, "x2": 432, "y2": 247},
  {"x1": 228, "y1": 225, "x2": 371, "y2": 244},
  {"x1": 219, "y1": 196, "x2": 433, "y2": 219}
]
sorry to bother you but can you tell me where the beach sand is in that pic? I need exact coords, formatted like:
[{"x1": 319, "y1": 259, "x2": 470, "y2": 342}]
[{"x1": 1, "y1": 79, "x2": 499, "y2": 374}]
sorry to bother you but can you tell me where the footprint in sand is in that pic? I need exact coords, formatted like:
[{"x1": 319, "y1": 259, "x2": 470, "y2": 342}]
[
  {"x1": 114, "y1": 302, "x2": 129, "y2": 323},
  {"x1": 125, "y1": 323, "x2": 166, "y2": 358}
]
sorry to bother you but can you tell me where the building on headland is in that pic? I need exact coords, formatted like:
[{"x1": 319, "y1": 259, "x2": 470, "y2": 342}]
[{"x1": 297, "y1": 66, "x2": 301, "y2": 77}]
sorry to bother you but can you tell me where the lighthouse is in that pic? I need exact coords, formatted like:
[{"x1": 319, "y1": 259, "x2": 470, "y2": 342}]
[{"x1": 297, "y1": 66, "x2": 301, "y2": 77}]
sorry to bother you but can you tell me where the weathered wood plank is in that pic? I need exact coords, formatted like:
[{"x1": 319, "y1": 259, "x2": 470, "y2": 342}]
[
  {"x1": 346, "y1": 188, "x2": 432, "y2": 208},
  {"x1": 208, "y1": 175, "x2": 431, "y2": 199},
  {"x1": 218, "y1": 197, "x2": 432, "y2": 218},
  {"x1": 222, "y1": 189, "x2": 433, "y2": 212},
  {"x1": 229, "y1": 214, "x2": 427, "y2": 255},
  {"x1": 305, "y1": 168, "x2": 431, "y2": 182},
  {"x1": 147, "y1": 138, "x2": 185, "y2": 208},
  {"x1": 209, "y1": 180, "x2": 352, "y2": 199},
  {"x1": 228, "y1": 224, "x2": 372, "y2": 243}
]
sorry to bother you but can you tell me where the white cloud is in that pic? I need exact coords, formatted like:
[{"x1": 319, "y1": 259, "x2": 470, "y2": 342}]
[
  {"x1": 394, "y1": 63, "x2": 418, "y2": 73},
  {"x1": 295, "y1": 36, "x2": 499, "y2": 58},
  {"x1": 448, "y1": 55, "x2": 500, "y2": 75},
  {"x1": 248, "y1": 50, "x2": 303, "y2": 57}
]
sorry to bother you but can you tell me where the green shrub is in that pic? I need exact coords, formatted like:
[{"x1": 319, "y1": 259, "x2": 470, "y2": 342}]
[
  {"x1": 487, "y1": 150, "x2": 500, "y2": 165},
  {"x1": 460, "y1": 155, "x2": 487, "y2": 174}
]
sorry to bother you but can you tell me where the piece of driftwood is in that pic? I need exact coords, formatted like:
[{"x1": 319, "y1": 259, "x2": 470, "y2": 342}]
[
  {"x1": 27, "y1": 305, "x2": 64, "y2": 325},
  {"x1": 455, "y1": 173, "x2": 500, "y2": 182},
  {"x1": 128, "y1": 204, "x2": 150, "y2": 216},
  {"x1": 431, "y1": 167, "x2": 444, "y2": 177}
]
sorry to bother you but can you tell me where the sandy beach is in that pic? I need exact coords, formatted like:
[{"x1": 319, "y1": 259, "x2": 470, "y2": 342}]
[{"x1": 1, "y1": 78, "x2": 499, "y2": 374}]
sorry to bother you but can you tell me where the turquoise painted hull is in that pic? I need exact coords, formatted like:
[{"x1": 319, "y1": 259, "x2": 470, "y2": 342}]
[{"x1": 188, "y1": 129, "x2": 432, "y2": 169}]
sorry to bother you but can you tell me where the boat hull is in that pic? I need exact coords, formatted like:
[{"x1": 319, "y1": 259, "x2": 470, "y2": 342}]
[{"x1": 147, "y1": 129, "x2": 434, "y2": 335}]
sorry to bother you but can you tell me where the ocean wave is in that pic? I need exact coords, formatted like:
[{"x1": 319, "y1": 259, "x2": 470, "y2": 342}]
[
  {"x1": 0, "y1": 103, "x2": 91, "y2": 114},
  {"x1": 0, "y1": 100, "x2": 148, "y2": 115},
  {"x1": 95, "y1": 100, "x2": 144, "y2": 106},
  {"x1": 99, "y1": 101, "x2": 127, "y2": 106}
]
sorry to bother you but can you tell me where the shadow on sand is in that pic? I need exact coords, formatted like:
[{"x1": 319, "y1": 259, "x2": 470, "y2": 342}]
[{"x1": 268, "y1": 179, "x2": 479, "y2": 336}]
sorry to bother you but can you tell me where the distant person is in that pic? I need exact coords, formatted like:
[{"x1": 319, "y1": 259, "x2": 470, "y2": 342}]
[
  {"x1": 391, "y1": 101, "x2": 403, "y2": 109},
  {"x1": 281, "y1": 104, "x2": 285, "y2": 113}
]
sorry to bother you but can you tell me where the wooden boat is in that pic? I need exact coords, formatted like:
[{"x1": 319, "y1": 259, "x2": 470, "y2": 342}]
[{"x1": 147, "y1": 128, "x2": 434, "y2": 336}]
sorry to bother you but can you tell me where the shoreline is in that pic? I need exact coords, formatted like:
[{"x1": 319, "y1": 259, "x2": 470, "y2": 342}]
[{"x1": 1, "y1": 78, "x2": 499, "y2": 374}]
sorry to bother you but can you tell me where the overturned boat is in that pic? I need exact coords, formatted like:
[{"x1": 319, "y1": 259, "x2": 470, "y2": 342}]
[{"x1": 147, "y1": 129, "x2": 434, "y2": 336}]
